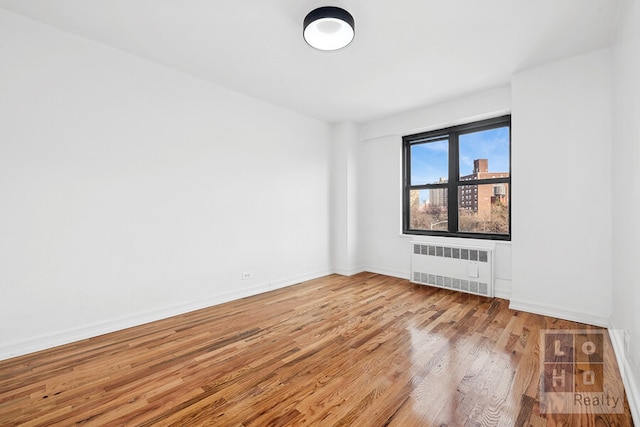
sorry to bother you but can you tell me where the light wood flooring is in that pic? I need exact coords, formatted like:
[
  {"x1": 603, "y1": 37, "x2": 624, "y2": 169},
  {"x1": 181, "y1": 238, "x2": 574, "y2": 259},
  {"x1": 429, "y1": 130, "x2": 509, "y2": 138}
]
[{"x1": 0, "y1": 273, "x2": 634, "y2": 426}]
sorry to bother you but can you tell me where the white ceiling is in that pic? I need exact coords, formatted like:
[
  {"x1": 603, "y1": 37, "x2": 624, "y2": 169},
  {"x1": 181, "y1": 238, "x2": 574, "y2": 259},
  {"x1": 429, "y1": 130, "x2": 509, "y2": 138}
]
[{"x1": 0, "y1": 0, "x2": 623, "y2": 123}]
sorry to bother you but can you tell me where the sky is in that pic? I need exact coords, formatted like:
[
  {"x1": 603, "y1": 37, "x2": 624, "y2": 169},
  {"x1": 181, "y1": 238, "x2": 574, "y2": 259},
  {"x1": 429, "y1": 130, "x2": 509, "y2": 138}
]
[
  {"x1": 410, "y1": 126, "x2": 510, "y2": 203},
  {"x1": 411, "y1": 126, "x2": 510, "y2": 185}
]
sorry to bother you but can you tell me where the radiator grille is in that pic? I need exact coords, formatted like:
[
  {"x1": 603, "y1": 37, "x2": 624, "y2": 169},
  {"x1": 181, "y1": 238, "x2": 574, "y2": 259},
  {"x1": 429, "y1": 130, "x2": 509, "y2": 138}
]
[
  {"x1": 413, "y1": 244, "x2": 489, "y2": 262},
  {"x1": 411, "y1": 242, "x2": 494, "y2": 297}
]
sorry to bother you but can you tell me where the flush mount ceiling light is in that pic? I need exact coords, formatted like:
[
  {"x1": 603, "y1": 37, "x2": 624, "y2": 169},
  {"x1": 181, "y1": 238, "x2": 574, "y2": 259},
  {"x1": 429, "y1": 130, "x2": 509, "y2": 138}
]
[{"x1": 303, "y1": 6, "x2": 355, "y2": 51}]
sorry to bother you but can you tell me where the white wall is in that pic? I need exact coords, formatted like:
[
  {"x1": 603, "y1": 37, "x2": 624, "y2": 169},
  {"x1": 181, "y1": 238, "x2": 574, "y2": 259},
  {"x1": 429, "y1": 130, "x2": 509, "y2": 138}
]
[
  {"x1": 611, "y1": 0, "x2": 640, "y2": 419},
  {"x1": 331, "y1": 121, "x2": 362, "y2": 275},
  {"x1": 0, "y1": 10, "x2": 332, "y2": 359},
  {"x1": 358, "y1": 87, "x2": 513, "y2": 296},
  {"x1": 510, "y1": 49, "x2": 612, "y2": 326}
]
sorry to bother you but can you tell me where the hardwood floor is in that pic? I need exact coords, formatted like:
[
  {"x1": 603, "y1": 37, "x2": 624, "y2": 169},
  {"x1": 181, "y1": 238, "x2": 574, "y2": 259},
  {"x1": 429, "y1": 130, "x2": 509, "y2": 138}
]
[{"x1": 0, "y1": 273, "x2": 634, "y2": 426}]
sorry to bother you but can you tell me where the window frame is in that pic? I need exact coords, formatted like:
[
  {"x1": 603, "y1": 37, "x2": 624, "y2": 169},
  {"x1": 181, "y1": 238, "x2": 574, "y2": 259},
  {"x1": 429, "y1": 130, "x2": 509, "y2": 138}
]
[{"x1": 402, "y1": 115, "x2": 511, "y2": 241}]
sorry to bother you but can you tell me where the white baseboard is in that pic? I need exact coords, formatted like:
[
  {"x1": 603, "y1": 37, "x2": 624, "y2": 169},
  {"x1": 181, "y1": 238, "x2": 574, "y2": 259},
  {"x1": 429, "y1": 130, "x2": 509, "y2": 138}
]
[
  {"x1": 333, "y1": 266, "x2": 366, "y2": 276},
  {"x1": 608, "y1": 321, "x2": 640, "y2": 425},
  {"x1": 268, "y1": 269, "x2": 334, "y2": 291},
  {"x1": 508, "y1": 298, "x2": 609, "y2": 327},
  {"x1": 363, "y1": 265, "x2": 410, "y2": 280},
  {"x1": 494, "y1": 278, "x2": 511, "y2": 299},
  {"x1": 0, "y1": 269, "x2": 332, "y2": 362}
]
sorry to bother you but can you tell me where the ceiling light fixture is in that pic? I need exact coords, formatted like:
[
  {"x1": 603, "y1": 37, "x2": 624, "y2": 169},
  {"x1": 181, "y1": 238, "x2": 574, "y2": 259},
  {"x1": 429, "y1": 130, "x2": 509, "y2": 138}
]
[{"x1": 303, "y1": 6, "x2": 355, "y2": 51}]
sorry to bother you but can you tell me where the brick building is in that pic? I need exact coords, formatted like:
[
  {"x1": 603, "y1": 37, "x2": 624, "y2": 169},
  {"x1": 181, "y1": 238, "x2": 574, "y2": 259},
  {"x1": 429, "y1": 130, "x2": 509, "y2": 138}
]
[{"x1": 459, "y1": 159, "x2": 509, "y2": 218}]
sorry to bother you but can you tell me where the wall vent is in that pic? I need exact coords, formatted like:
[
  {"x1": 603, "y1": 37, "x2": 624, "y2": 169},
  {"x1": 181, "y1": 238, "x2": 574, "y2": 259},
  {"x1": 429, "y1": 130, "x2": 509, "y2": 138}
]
[{"x1": 411, "y1": 242, "x2": 494, "y2": 297}]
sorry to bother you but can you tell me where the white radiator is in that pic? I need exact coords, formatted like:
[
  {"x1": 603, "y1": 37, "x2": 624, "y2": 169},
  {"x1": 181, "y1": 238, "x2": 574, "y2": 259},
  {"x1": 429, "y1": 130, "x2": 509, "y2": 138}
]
[{"x1": 411, "y1": 241, "x2": 494, "y2": 297}]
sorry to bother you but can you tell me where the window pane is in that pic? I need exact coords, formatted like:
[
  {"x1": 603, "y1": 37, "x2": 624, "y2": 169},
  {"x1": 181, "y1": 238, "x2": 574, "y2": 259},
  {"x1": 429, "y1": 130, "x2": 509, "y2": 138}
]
[
  {"x1": 459, "y1": 127, "x2": 509, "y2": 180},
  {"x1": 458, "y1": 184, "x2": 509, "y2": 234},
  {"x1": 409, "y1": 189, "x2": 448, "y2": 230},
  {"x1": 410, "y1": 139, "x2": 448, "y2": 185}
]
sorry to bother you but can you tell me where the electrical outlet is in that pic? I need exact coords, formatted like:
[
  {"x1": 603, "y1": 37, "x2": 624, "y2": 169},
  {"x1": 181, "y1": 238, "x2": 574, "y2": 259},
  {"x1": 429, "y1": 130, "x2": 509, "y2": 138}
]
[
  {"x1": 624, "y1": 331, "x2": 631, "y2": 352},
  {"x1": 242, "y1": 271, "x2": 253, "y2": 280}
]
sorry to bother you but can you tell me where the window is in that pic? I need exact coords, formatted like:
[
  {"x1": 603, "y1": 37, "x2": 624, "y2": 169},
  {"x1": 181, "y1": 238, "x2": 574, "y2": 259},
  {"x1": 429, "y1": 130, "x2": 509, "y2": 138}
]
[{"x1": 403, "y1": 115, "x2": 511, "y2": 240}]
